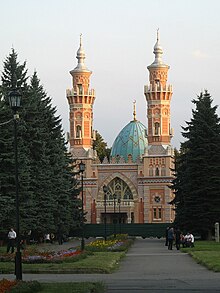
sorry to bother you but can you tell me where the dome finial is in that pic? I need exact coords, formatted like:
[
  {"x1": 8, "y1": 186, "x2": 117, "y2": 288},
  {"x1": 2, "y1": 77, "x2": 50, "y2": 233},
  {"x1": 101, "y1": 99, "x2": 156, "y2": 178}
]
[
  {"x1": 133, "y1": 100, "x2": 137, "y2": 121},
  {"x1": 71, "y1": 34, "x2": 90, "y2": 72},
  {"x1": 157, "y1": 28, "x2": 159, "y2": 41},
  {"x1": 152, "y1": 29, "x2": 163, "y2": 66}
]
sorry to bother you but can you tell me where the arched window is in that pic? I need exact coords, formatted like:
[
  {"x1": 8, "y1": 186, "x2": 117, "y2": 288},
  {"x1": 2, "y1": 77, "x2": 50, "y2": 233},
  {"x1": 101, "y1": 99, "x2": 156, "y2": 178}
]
[
  {"x1": 155, "y1": 167, "x2": 159, "y2": 176},
  {"x1": 104, "y1": 177, "x2": 133, "y2": 200},
  {"x1": 155, "y1": 79, "x2": 160, "y2": 86},
  {"x1": 78, "y1": 84, "x2": 83, "y2": 95},
  {"x1": 149, "y1": 165, "x2": 153, "y2": 176},
  {"x1": 161, "y1": 166, "x2": 166, "y2": 176},
  {"x1": 155, "y1": 122, "x2": 160, "y2": 135},
  {"x1": 76, "y1": 125, "x2": 82, "y2": 138}
]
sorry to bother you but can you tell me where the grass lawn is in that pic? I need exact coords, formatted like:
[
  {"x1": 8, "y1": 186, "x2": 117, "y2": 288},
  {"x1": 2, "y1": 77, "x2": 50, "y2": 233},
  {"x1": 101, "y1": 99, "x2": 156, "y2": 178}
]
[
  {"x1": 181, "y1": 240, "x2": 220, "y2": 272},
  {"x1": 0, "y1": 251, "x2": 125, "y2": 274}
]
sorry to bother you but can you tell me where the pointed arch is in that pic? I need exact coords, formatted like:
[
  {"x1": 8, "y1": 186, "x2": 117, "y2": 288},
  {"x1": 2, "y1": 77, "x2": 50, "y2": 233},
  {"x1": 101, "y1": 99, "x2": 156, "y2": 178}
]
[{"x1": 98, "y1": 172, "x2": 138, "y2": 202}]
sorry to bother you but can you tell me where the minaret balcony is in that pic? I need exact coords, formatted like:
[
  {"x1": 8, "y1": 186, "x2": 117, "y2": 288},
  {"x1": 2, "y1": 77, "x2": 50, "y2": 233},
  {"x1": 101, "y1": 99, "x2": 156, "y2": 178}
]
[
  {"x1": 144, "y1": 84, "x2": 172, "y2": 94},
  {"x1": 66, "y1": 88, "x2": 95, "y2": 97}
]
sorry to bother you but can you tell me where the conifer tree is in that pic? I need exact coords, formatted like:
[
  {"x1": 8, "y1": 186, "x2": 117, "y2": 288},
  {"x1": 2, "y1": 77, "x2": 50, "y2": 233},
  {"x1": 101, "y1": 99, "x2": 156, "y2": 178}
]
[
  {"x1": 0, "y1": 49, "x2": 30, "y2": 233},
  {"x1": 171, "y1": 91, "x2": 220, "y2": 239},
  {"x1": 93, "y1": 131, "x2": 111, "y2": 162},
  {"x1": 0, "y1": 50, "x2": 81, "y2": 238},
  {"x1": 26, "y1": 72, "x2": 75, "y2": 236}
]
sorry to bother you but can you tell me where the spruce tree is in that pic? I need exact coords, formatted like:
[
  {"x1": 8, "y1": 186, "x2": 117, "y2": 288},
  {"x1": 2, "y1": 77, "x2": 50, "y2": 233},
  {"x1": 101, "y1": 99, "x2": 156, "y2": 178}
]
[
  {"x1": 0, "y1": 49, "x2": 30, "y2": 234},
  {"x1": 93, "y1": 131, "x2": 111, "y2": 162},
  {"x1": 26, "y1": 72, "x2": 75, "y2": 237},
  {"x1": 171, "y1": 91, "x2": 220, "y2": 239},
  {"x1": 0, "y1": 51, "x2": 81, "y2": 239}
]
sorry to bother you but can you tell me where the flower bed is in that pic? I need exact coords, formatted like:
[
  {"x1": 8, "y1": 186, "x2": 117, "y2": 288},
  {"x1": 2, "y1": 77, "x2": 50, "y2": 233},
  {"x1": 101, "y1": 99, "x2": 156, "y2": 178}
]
[
  {"x1": 0, "y1": 248, "x2": 82, "y2": 264},
  {"x1": 23, "y1": 248, "x2": 82, "y2": 263},
  {"x1": 86, "y1": 234, "x2": 134, "y2": 252}
]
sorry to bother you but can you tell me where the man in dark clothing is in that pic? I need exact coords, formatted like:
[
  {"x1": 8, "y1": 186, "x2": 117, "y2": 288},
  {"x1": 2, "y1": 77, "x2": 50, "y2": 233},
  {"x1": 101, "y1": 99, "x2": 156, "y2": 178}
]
[
  {"x1": 175, "y1": 228, "x2": 181, "y2": 250},
  {"x1": 168, "y1": 227, "x2": 174, "y2": 250},
  {"x1": 165, "y1": 226, "x2": 170, "y2": 246}
]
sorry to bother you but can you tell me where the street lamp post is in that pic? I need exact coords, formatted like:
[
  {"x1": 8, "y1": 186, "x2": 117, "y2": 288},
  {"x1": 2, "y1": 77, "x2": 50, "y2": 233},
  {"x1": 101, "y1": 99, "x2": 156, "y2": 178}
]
[
  {"x1": 79, "y1": 161, "x2": 85, "y2": 251},
  {"x1": 103, "y1": 185, "x2": 108, "y2": 241},
  {"x1": 118, "y1": 198, "x2": 121, "y2": 234},
  {"x1": 8, "y1": 89, "x2": 22, "y2": 281},
  {"x1": 113, "y1": 194, "x2": 117, "y2": 238}
]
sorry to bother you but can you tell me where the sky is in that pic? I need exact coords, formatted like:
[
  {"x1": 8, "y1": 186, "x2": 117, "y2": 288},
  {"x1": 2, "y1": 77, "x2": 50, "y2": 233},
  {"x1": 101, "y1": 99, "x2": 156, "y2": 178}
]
[{"x1": 0, "y1": 0, "x2": 220, "y2": 149}]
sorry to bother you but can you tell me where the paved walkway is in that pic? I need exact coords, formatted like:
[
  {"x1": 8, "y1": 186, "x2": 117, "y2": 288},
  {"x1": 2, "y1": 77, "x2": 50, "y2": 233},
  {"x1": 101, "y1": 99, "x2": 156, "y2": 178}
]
[{"x1": 1, "y1": 238, "x2": 220, "y2": 292}]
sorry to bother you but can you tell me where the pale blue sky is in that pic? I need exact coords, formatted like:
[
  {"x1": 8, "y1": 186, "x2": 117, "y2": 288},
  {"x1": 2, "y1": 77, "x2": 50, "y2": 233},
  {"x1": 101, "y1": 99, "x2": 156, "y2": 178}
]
[{"x1": 1, "y1": 0, "x2": 220, "y2": 148}]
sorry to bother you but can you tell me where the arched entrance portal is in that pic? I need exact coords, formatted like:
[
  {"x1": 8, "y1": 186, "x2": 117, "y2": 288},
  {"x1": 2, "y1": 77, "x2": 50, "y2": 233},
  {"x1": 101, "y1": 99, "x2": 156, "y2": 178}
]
[{"x1": 101, "y1": 177, "x2": 134, "y2": 224}]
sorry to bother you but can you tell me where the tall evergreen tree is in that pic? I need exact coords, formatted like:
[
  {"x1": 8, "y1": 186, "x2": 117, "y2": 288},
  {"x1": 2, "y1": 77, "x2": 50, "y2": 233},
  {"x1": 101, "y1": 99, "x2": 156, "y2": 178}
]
[
  {"x1": 0, "y1": 49, "x2": 30, "y2": 233},
  {"x1": 169, "y1": 147, "x2": 189, "y2": 231},
  {"x1": 0, "y1": 50, "x2": 81, "y2": 238},
  {"x1": 93, "y1": 131, "x2": 111, "y2": 162},
  {"x1": 171, "y1": 91, "x2": 220, "y2": 239},
  {"x1": 26, "y1": 72, "x2": 76, "y2": 236}
]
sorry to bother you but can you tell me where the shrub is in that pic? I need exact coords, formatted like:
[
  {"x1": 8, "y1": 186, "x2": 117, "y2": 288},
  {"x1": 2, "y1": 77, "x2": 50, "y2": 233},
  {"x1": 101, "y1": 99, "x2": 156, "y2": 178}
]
[
  {"x1": 0, "y1": 279, "x2": 17, "y2": 293},
  {"x1": 108, "y1": 234, "x2": 128, "y2": 240},
  {"x1": 7, "y1": 281, "x2": 42, "y2": 293}
]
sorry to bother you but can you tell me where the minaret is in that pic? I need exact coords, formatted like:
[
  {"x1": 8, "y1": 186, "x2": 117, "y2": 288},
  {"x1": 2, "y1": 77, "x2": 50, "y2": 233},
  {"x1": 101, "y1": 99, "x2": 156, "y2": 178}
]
[
  {"x1": 144, "y1": 30, "x2": 173, "y2": 145},
  {"x1": 66, "y1": 35, "x2": 96, "y2": 156}
]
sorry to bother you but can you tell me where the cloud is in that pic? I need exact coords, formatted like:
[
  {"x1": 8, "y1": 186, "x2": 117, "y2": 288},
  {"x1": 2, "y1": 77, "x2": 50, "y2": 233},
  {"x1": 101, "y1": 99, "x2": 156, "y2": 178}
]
[{"x1": 192, "y1": 50, "x2": 209, "y2": 59}]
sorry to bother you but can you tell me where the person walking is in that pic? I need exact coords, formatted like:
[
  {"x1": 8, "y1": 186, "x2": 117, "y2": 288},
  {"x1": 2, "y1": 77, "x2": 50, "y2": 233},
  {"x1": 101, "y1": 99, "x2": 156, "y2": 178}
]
[
  {"x1": 175, "y1": 228, "x2": 181, "y2": 250},
  {"x1": 167, "y1": 227, "x2": 174, "y2": 250},
  {"x1": 7, "y1": 228, "x2": 16, "y2": 253},
  {"x1": 165, "y1": 226, "x2": 169, "y2": 246}
]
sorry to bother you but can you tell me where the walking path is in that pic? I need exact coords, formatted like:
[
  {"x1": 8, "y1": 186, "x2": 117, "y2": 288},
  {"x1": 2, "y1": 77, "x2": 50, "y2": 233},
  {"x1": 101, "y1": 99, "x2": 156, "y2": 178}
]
[{"x1": 1, "y1": 238, "x2": 220, "y2": 292}]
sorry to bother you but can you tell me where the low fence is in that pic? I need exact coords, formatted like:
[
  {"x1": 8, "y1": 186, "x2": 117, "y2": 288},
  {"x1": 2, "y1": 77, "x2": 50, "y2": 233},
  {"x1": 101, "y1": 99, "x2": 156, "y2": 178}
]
[{"x1": 71, "y1": 223, "x2": 170, "y2": 238}]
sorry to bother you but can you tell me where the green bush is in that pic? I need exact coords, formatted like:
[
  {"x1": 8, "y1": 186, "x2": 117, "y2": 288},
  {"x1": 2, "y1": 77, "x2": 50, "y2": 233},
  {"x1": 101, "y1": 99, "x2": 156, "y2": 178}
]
[
  {"x1": 108, "y1": 234, "x2": 128, "y2": 240},
  {"x1": 7, "y1": 280, "x2": 42, "y2": 293}
]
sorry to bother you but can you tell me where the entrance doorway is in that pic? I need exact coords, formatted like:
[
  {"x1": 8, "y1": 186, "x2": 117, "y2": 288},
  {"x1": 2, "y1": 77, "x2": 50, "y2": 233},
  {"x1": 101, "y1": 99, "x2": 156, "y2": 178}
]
[{"x1": 101, "y1": 212, "x2": 127, "y2": 224}]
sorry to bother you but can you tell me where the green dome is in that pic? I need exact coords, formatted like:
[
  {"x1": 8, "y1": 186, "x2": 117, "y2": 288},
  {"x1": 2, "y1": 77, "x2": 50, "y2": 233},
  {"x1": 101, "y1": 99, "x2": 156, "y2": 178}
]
[{"x1": 110, "y1": 120, "x2": 148, "y2": 162}]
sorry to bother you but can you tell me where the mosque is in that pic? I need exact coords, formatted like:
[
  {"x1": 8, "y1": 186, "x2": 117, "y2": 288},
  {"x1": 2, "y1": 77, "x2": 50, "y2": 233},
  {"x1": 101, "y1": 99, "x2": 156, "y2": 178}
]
[{"x1": 66, "y1": 32, "x2": 175, "y2": 224}]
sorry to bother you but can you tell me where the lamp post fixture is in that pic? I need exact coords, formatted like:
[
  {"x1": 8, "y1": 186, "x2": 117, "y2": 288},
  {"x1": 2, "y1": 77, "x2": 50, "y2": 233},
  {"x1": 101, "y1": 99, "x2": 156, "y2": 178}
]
[
  {"x1": 118, "y1": 198, "x2": 121, "y2": 234},
  {"x1": 113, "y1": 194, "x2": 117, "y2": 238},
  {"x1": 8, "y1": 88, "x2": 22, "y2": 281},
  {"x1": 103, "y1": 185, "x2": 108, "y2": 241},
  {"x1": 79, "y1": 160, "x2": 85, "y2": 251}
]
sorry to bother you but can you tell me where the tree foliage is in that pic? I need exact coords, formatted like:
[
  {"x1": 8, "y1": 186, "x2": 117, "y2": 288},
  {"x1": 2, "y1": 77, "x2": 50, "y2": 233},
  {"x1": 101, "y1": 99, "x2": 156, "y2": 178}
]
[
  {"x1": 170, "y1": 91, "x2": 220, "y2": 239},
  {"x1": 93, "y1": 131, "x2": 111, "y2": 162},
  {"x1": 0, "y1": 49, "x2": 80, "y2": 238}
]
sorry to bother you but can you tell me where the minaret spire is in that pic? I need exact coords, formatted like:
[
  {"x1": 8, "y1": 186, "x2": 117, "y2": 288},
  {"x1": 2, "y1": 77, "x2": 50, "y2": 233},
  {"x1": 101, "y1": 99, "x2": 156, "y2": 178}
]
[
  {"x1": 72, "y1": 34, "x2": 90, "y2": 72},
  {"x1": 133, "y1": 100, "x2": 137, "y2": 121},
  {"x1": 80, "y1": 33, "x2": 82, "y2": 46},
  {"x1": 151, "y1": 28, "x2": 164, "y2": 66},
  {"x1": 157, "y1": 28, "x2": 159, "y2": 41}
]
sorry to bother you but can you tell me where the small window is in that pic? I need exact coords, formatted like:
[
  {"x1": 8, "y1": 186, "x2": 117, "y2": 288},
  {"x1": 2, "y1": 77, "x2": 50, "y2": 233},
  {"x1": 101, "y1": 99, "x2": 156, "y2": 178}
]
[
  {"x1": 158, "y1": 208, "x2": 162, "y2": 219},
  {"x1": 78, "y1": 84, "x2": 83, "y2": 95},
  {"x1": 153, "y1": 208, "x2": 162, "y2": 220},
  {"x1": 153, "y1": 208, "x2": 157, "y2": 219},
  {"x1": 155, "y1": 79, "x2": 160, "y2": 86},
  {"x1": 155, "y1": 167, "x2": 159, "y2": 176},
  {"x1": 161, "y1": 167, "x2": 166, "y2": 176},
  {"x1": 155, "y1": 122, "x2": 160, "y2": 135},
  {"x1": 149, "y1": 166, "x2": 153, "y2": 176},
  {"x1": 76, "y1": 125, "x2": 81, "y2": 138}
]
